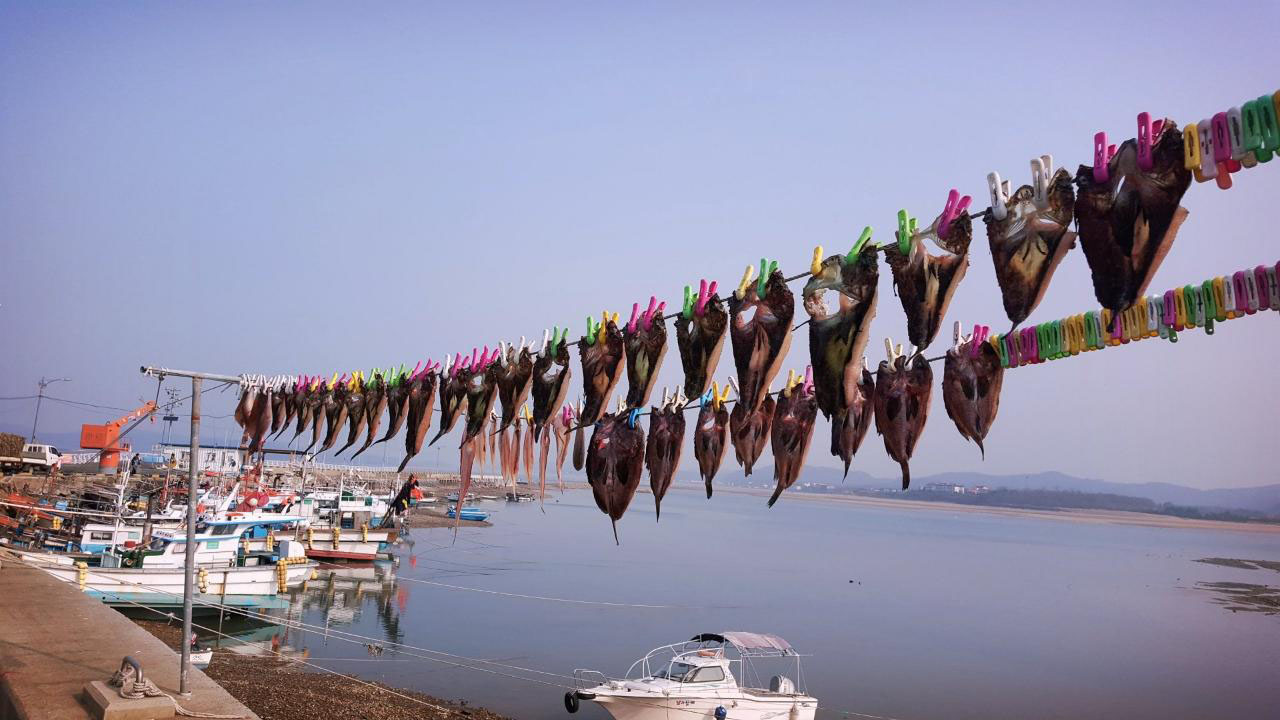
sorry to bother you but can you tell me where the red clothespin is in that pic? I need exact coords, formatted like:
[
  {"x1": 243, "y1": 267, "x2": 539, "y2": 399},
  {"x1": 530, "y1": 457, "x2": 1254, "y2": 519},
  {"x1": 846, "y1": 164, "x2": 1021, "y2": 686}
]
[
  {"x1": 969, "y1": 325, "x2": 990, "y2": 358},
  {"x1": 1211, "y1": 112, "x2": 1238, "y2": 190},
  {"x1": 938, "y1": 189, "x2": 972, "y2": 239}
]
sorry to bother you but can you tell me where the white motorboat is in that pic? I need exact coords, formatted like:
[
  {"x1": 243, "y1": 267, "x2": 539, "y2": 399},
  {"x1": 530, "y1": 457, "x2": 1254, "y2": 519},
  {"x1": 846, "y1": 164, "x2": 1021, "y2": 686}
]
[{"x1": 569, "y1": 632, "x2": 817, "y2": 720}]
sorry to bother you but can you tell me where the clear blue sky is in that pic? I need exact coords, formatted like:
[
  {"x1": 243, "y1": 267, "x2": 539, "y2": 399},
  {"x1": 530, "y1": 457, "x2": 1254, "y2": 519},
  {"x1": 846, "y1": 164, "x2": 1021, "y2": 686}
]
[{"x1": 1, "y1": 2, "x2": 1276, "y2": 489}]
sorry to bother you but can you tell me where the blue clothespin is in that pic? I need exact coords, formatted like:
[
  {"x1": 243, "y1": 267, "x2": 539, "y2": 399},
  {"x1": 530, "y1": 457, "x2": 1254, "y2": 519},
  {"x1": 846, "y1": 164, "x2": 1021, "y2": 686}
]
[{"x1": 627, "y1": 407, "x2": 642, "y2": 428}]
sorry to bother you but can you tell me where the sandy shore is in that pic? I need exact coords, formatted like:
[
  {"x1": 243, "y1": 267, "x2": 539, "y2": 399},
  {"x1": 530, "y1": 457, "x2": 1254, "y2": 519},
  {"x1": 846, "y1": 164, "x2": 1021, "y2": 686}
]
[{"x1": 133, "y1": 619, "x2": 509, "y2": 720}]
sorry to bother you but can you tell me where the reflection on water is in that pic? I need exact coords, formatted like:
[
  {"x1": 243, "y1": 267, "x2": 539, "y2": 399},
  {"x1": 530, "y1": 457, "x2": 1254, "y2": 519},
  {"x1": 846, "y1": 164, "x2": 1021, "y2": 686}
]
[{"x1": 197, "y1": 489, "x2": 1280, "y2": 720}]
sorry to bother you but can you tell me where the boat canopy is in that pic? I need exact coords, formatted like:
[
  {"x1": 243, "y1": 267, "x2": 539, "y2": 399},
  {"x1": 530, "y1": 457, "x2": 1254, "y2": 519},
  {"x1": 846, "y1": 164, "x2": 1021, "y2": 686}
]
[{"x1": 689, "y1": 632, "x2": 795, "y2": 656}]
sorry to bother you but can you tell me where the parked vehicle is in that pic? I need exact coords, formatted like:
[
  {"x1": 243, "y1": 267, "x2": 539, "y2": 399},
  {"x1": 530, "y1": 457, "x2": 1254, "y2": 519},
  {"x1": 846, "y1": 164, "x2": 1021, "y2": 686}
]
[{"x1": 0, "y1": 433, "x2": 62, "y2": 474}]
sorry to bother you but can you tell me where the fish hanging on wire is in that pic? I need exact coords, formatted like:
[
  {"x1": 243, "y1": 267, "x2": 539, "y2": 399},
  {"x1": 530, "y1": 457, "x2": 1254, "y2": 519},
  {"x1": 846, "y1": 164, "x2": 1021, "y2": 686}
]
[
  {"x1": 645, "y1": 389, "x2": 686, "y2": 521},
  {"x1": 430, "y1": 355, "x2": 472, "y2": 447},
  {"x1": 300, "y1": 377, "x2": 330, "y2": 452},
  {"x1": 675, "y1": 279, "x2": 728, "y2": 401},
  {"x1": 693, "y1": 382, "x2": 731, "y2": 498},
  {"x1": 575, "y1": 312, "x2": 625, "y2": 471},
  {"x1": 552, "y1": 404, "x2": 574, "y2": 492},
  {"x1": 289, "y1": 376, "x2": 318, "y2": 443},
  {"x1": 335, "y1": 372, "x2": 369, "y2": 456},
  {"x1": 727, "y1": 260, "x2": 793, "y2": 476},
  {"x1": 769, "y1": 368, "x2": 818, "y2": 507},
  {"x1": 268, "y1": 384, "x2": 287, "y2": 439},
  {"x1": 941, "y1": 325, "x2": 1004, "y2": 458},
  {"x1": 271, "y1": 377, "x2": 301, "y2": 441},
  {"x1": 373, "y1": 364, "x2": 414, "y2": 448},
  {"x1": 495, "y1": 340, "x2": 534, "y2": 432},
  {"x1": 317, "y1": 374, "x2": 352, "y2": 454},
  {"x1": 730, "y1": 388, "x2": 774, "y2": 476},
  {"x1": 884, "y1": 192, "x2": 973, "y2": 352},
  {"x1": 623, "y1": 297, "x2": 668, "y2": 409},
  {"x1": 351, "y1": 369, "x2": 389, "y2": 459},
  {"x1": 398, "y1": 362, "x2": 441, "y2": 472},
  {"x1": 802, "y1": 233, "x2": 879, "y2": 478},
  {"x1": 983, "y1": 159, "x2": 1077, "y2": 329},
  {"x1": 530, "y1": 328, "x2": 572, "y2": 441},
  {"x1": 873, "y1": 341, "x2": 933, "y2": 490},
  {"x1": 586, "y1": 408, "x2": 646, "y2": 544},
  {"x1": 453, "y1": 348, "x2": 501, "y2": 532},
  {"x1": 1074, "y1": 116, "x2": 1191, "y2": 323}
]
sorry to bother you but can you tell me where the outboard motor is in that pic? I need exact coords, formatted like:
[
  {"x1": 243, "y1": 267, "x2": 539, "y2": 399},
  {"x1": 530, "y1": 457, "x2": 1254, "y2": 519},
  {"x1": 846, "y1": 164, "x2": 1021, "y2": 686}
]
[{"x1": 769, "y1": 675, "x2": 796, "y2": 694}]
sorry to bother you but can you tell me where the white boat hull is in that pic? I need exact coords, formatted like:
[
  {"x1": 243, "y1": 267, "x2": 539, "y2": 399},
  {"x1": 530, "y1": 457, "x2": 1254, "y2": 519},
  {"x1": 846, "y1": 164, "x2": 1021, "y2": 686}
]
[
  {"x1": 28, "y1": 558, "x2": 315, "y2": 598},
  {"x1": 589, "y1": 690, "x2": 817, "y2": 720}
]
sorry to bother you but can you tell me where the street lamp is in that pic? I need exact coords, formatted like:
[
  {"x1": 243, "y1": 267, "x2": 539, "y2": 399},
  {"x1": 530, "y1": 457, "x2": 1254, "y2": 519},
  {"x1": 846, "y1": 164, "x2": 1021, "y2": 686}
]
[{"x1": 30, "y1": 376, "x2": 71, "y2": 442}]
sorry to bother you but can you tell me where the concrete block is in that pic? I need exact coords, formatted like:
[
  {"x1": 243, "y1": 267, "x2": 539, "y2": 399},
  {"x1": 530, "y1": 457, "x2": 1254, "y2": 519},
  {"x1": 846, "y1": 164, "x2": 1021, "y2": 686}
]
[{"x1": 82, "y1": 681, "x2": 176, "y2": 720}]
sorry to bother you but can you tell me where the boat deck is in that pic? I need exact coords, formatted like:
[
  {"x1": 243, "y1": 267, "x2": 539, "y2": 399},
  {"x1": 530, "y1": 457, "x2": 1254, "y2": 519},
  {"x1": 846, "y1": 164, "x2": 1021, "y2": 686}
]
[{"x1": 0, "y1": 555, "x2": 258, "y2": 719}]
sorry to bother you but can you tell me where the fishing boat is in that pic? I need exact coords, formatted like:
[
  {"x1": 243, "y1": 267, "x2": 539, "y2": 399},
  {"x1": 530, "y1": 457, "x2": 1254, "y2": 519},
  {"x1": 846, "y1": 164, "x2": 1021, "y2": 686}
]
[
  {"x1": 505, "y1": 492, "x2": 535, "y2": 503},
  {"x1": 568, "y1": 632, "x2": 817, "y2": 720},
  {"x1": 445, "y1": 506, "x2": 490, "y2": 522}
]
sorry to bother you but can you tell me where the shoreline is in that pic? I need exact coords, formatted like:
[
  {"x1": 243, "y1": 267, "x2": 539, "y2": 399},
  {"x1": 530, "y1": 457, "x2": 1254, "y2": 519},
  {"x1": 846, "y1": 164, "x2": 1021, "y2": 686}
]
[{"x1": 132, "y1": 618, "x2": 510, "y2": 720}]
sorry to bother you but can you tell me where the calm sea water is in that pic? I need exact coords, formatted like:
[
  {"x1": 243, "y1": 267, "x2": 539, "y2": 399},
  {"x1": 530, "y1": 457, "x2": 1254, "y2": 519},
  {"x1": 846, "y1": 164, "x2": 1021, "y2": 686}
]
[{"x1": 216, "y1": 487, "x2": 1280, "y2": 720}]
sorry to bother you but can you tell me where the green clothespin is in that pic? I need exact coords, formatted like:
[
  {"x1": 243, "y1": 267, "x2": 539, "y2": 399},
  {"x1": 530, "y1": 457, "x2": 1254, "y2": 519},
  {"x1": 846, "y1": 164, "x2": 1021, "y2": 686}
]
[
  {"x1": 1242, "y1": 100, "x2": 1268, "y2": 163},
  {"x1": 1201, "y1": 280, "x2": 1216, "y2": 335},
  {"x1": 755, "y1": 258, "x2": 777, "y2": 298},
  {"x1": 682, "y1": 285, "x2": 695, "y2": 319},
  {"x1": 556, "y1": 326, "x2": 567, "y2": 351},
  {"x1": 847, "y1": 226, "x2": 873, "y2": 262},
  {"x1": 1258, "y1": 93, "x2": 1280, "y2": 156},
  {"x1": 895, "y1": 210, "x2": 916, "y2": 254},
  {"x1": 993, "y1": 333, "x2": 1009, "y2": 368},
  {"x1": 584, "y1": 316, "x2": 598, "y2": 346}
]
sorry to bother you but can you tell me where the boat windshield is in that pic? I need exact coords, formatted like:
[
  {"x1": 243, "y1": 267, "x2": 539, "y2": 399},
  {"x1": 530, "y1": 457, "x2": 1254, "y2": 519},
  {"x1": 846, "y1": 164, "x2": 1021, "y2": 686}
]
[{"x1": 654, "y1": 662, "x2": 695, "y2": 681}]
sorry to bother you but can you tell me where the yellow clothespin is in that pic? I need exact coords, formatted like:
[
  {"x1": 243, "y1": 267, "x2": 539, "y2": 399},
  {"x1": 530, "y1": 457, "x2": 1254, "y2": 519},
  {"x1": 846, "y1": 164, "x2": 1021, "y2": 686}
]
[
  {"x1": 735, "y1": 264, "x2": 756, "y2": 299},
  {"x1": 810, "y1": 246, "x2": 824, "y2": 276},
  {"x1": 522, "y1": 405, "x2": 532, "y2": 422}
]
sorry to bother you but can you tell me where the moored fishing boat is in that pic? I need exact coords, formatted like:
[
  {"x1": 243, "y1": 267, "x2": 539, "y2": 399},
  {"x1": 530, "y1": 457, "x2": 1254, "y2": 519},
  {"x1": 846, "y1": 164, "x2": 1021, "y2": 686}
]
[
  {"x1": 446, "y1": 506, "x2": 490, "y2": 522},
  {"x1": 568, "y1": 632, "x2": 817, "y2": 720}
]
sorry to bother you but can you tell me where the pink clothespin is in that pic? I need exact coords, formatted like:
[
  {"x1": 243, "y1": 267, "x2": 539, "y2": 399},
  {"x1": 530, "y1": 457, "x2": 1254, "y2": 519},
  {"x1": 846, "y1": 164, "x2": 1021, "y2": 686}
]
[
  {"x1": 938, "y1": 189, "x2": 972, "y2": 239},
  {"x1": 1020, "y1": 326, "x2": 1039, "y2": 363},
  {"x1": 696, "y1": 280, "x2": 717, "y2": 316},
  {"x1": 1232, "y1": 271, "x2": 1250, "y2": 313},
  {"x1": 1162, "y1": 290, "x2": 1177, "y2": 328},
  {"x1": 1137, "y1": 113, "x2": 1155, "y2": 171},
  {"x1": 1211, "y1": 112, "x2": 1238, "y2": 190},
  {"x1": 626, "y1": 303, "x2": 640, "y2": 333},
  {"x1": 639, "y1": 296, "x2": 657, "y2": 329},
  {"x1": 1093, "y1": 132, "x2": 1118, "y2": 183},
  {"x1": 802, "y1": 366, "x2": 814, "y2": 395},
  {"x1": 970, "y1": 325, "x2": 989, "y2": 358}
]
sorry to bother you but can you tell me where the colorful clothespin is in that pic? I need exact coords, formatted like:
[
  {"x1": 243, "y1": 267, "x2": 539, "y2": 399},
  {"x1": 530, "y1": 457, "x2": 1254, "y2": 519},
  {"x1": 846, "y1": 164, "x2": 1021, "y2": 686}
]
[
  {"x1": 1243, "y1": 270, "x2": 1260, "y2": 314},
  {"x1": 895, "y1": 210, "x2": 917, "y2": 254},
  {"x1": 626, "y1": 407, "x2": 641, "y2": 428},
  {"x1": 938, "y1": 189, "x2": 972, "y2": 240},
  {"x1": 1093, "y1": 131, "x2": 1117, "y2": 183},
  {"x1": 735, "y1": 264, "x2": 755, "y2": 300},
  {"x1": 1227, "y1": 107, "x2": 1255, "y2": 169},
  {"x1": 986, "y1": 171, "x2": 1009, "y2": 221},
  {"x1": 1137, "y1": 112, "x2": 1156, "y2": 172},
  {"x1": 848, "y1": 227, "x2": 874, "y2": 260},
  {"x1": 1232, "y1": 271, "x2": 1249, "y2": 315},
  {"x1": 1031, "y1": 155, "x2": 1052, "y2": 210},
  {"x1": 682, "y1": 286, "x2": 695, "y2": 319},
  {"x1": 810, "y1": 246, "x2": 824, "y2": 276},
  {"x1": 1211, "y1": 112, "x2": 1237, "y2": 189},
  {"x1": 1258, "y1": 93, "x2": 1280, "y2": 157},
  {"x1": 756, "y1": 258, "x2": 778, "y2": 297},
  {"x1": 1195, "y1": 121, "x2": 1218, "y2": 183},
  {"x1": 698, "y1": 280, "x2": 717, "y2": 316},
  {"x1": 1183, "y1": 122, "x2": 1201, "y2": 171},
  {"x1": 1266, "y1": 264, "x2": 1280, "y2": 311}
]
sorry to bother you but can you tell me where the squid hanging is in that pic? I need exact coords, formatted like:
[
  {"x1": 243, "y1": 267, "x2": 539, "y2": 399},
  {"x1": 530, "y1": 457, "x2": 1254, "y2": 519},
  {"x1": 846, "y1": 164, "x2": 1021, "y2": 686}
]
[
  {"x1": 429, "y1": 355, "x2": 472, "y2": 447},
  {"x1": 884, "y1": 192, "x2": 974, "y2": 352},
  {"x1": 495, "y1": 340, "x2": 534, "y2": 432},
  {"x1": 453, "y1": 348, "x2": 501, "y2": 530},
  {"x1": 730, "y1": 391, "x2": 774, "y2": 476},
  {"x1": 299, "y1": 377, "x2": 329, "y2": 452},
  {"x1": 675, "y1": 279, "x2": 728, "y2": 401},
  {"x1": 290, "y1": 377, "x2": 318, "y2": 443},
  {"x1": 268, "y1": 385, "x2": 287, "y2": 439},
  {"x1": 552, "y1": 405, "x2": 574, "y2": 491},
  {"x1": 585, "y1": 409, "x2": 646, "y2": 543},
  {"x1": 1074, "y1": 117, "x2": 1191, "y2": 320},
  {"x1": 398, "y1": 363, "x2": 440, "y2": 473},
  {"x1": 983, "y1": 160, "x2": 1077, "y2": 328},
  {"x1": 728, "y1": 260, "x2": 794, "y2": 411},
  {"x1": 802, "y1": 233, "x2": 879, "y2": 477},
  {"x1": 237, "y1": 375, "x2": 278, "y2": 456},
  {"x1": 530, "y1": 328, "x2": 572, "y2": 440},
  {"x1": 351, "y1": 370, "x2": 388, "y2": 459},
  {"x1": 271, "y1": 378, "x2": 301, "y2": 440},
  {"x1": 942, "y1": 325, "x2": 1004, "y2": 458},
  {"x1": 873, "y1": 343, "x2": 933, "y2": 490},
  {"x1": 623, "y1": 297, "x2": 668, "y2": 409},
  {"x1": 375, "y1": 365, "x2": 414, "y2": 447},
  {"x1": 644, "y1": 390, "x2": 686, "y2": 520},
  {"x1": 769, "y1": 368, "x2": 818, "y2": 507},
  {"x1": 335, "y1": 373, "x2": 369, "y2": 456},
  {"x1": 576, "y1": 313, "x2": 625, "y2": 472},
  {"x1": 693, "y1": 382, "x2": 731, "y2": 498},
  {"x1": 317, "y1": 375, "x2": 351, "y2": 454}
]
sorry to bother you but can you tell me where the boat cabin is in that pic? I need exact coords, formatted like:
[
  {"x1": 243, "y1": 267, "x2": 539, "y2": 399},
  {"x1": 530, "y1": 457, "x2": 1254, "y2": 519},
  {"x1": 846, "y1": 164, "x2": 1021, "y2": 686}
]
[{"x1": 110, "y1": 516, "x2": 306, "y2": 569}]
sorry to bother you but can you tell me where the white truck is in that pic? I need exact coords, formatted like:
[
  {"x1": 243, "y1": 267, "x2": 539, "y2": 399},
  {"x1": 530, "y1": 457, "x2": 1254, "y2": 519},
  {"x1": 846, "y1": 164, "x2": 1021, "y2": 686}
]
[{"x1": 0, "y1": 433, "x2": 62, "y2": 474}]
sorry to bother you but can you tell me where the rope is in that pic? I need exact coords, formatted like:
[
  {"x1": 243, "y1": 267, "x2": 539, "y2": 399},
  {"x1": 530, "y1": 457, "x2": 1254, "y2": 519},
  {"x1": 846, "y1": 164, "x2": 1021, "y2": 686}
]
[{"x1": 108, "y1": 662, "x2": 243, "y2": 718}]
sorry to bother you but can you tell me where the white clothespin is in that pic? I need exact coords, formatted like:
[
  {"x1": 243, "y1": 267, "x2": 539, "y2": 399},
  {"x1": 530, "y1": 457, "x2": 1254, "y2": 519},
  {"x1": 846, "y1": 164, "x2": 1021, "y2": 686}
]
[
  {"x1": 1031, "y1": 155, "x2": 1052, "y2": 210},
  {"x1": 952, "y1": 321, "x2": 962, "y2": 351},
  {"x1": 1198, "y1": 121, "x2": 1218, "y2": 180},
  {"x1": 987, "y1": 171, "x2": 1008, "y2": 221}
]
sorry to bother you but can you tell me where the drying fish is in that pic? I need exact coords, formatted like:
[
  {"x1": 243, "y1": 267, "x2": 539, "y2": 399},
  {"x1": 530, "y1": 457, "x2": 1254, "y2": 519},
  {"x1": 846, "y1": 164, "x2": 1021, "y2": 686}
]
[
  {"x1": 304, "y1": 377, "x2": 336, "y2": 454},
  {"x1": 693, "y1": 383, "x2": 731, "y2": 498},
  {"x1": 462, "y1": 349, "x2": 500, "y2": 446},
  {"x1": 644, "y1": 390, "x2": 686, "y2": 520},
  {"x1": 884, "y1": 192, "x2": 974, "y2": 352},
  {"x1": 730, "y1": 392, "x2": 775, "y2": 477},
  {"x1": 317, "y1": 376, "x2": 351, "y2": 454},
  {"x1": 768, "y1": 369, "x2": 818, "y2": 507},
  {"x1": 351, "y1": 370, "x2": 388, "y2": 459},
  {"x1": 299, "y1": 378, "x2": 329, "y2": 451},
  {"x1": 268, "y1": 386, "x2": 287, "y2": 438},
  {"x1": 530, "y1": 328, "x2": 572, "y2": 440},
  {"x1": 244, "y1": 381, "x2": 274, "y2": 456},
  {"x1": 271, "y1": 378, "x2": 301, "y2": 440},
  {"x1": 727, "y1": 260, "x2": 794, "y2": 412},
  {"x1": 873, "y1": 342, "x2": 933, "y2": 490},
  {"x1": 335, "y1": 372, "x2": 368, "y2": 456},
  {"x1": 675, "y1": 280, "x2": 728, "y2": 401},
  {"x1": 942, "y1": 325, "x2": 1004, "y2": 458},
  {"x1": 552, "y1": 405, "x2": 574, "y2": 492},
  {"x1": 398, "y1": 363, "x2": 440, "y2": 473},
  {"x1": 290, "y1": 377, "x2": 318, "y2": 442},
  {"x1": 495, "y1": 340, "x2": 534, "y2": 432},
  {"x1": 830, "y1": 364, "x2": 875, "y2": 479},
  {"x1": 802, "y1": 233, "x2": 879, "y2": 475},
  {"x1": 429, "y1": 355, "x2": 472, "y2": 447},
  {"x1": 623, "y1": 297, "x2": 668, "y2": 409},
  {"x1": 374, "y1": 365, "x2": 414, "y2": 447},
  {"x1": 585, "y1": 410, "x2": 646, "y2": 543},
  {"x1": 579, "y1": 312, "x2": 626, "y2": 424},
  {"x1": 983, "y1": 159, "x2": 1077, "y2": 328},
  {"x1": 1074, "y1": 117, "x2": 1191, "y2": 319}
]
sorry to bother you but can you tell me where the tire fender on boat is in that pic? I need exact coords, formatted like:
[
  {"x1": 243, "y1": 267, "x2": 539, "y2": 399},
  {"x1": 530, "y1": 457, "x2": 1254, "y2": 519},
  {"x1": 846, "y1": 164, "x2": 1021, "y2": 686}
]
[
  {"x1": 563, "y1": 692, "x2": 579, "y2": 714},
  {"x1": 715, "y1": 706, "x2": 727, "y2": 720}
]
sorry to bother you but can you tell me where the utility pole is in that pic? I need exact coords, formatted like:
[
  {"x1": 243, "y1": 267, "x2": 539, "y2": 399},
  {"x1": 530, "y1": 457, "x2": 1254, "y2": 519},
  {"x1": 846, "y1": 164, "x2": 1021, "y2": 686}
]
[{"x1": 30, "y1": 376, "x2": 71, "y2": 442}]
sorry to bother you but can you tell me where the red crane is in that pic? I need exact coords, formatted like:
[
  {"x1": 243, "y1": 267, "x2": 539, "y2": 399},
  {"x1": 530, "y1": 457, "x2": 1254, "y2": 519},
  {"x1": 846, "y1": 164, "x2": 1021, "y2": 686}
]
[{"x1": 80, "y1": 401, "x2": 157, "y2": 474}]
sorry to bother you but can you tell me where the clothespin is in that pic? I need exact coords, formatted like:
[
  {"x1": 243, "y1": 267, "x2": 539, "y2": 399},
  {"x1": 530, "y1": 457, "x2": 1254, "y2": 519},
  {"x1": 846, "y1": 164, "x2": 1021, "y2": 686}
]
[
  {"x1": 952, "y1": 321, "x2": 963, "y2": 351},
  {"x1": 810, "y1": 246, "x2": 824, "y2": 276},
  {"x1": 1137, "y1": 112, "x2": 1156, "y2": 172},
  {"x1": 784, "y1": 369, "x2": 798, "y2": 395},
  {"x1": 992, "y1": 333, "x2": 1008, "y2": 368},
  {"x1": 726, "y1": 376, "x2": 740, "y2": 405},
  {"x1": 697, "y1": 280, "x2": 717, "y2": 316},
  {"x1": 1183, "y1": 122, "x2": 1201, "y2": 171},
  {"x1": 1092, "y1": 131, "x2": 1117, "y2": 183},
  {"x1": 1228, "y1": 107, "x2": 1255, "y2": 169},
  {"x1": 1189, "y1": 285, "x2": 1206, "y2": 327},
  {"x1": 626, "y1": 407, "x2": 641, "y2": 428},
  {"x1": 1195, "y1": 121, "x2": 1218, "y2": 183},
  {"x1": 895, "y1": 210, "x2": 917, "y2": 254},
  {"x1": 987, "y1": 171, "x2": 1009, "y2": 221},
  {"x1": 1030, "y1": 155, "x2": 1052, "y2": 210},
  {"x1": 1265, "y1": 264, "x2": 1280, "y2": 311},
  {"x1": 937, "y1": 189, "x2": 972, "y2": 240},
  {"x1": 682, "y1": 285, "x2": 695, "y2": 319},
  {"x1": 756, "y1": 258, "x2": 778, "y2": 298},
  {"x1": 848, "y1": 227, "x2": 873, "y2": 261},
  {"x1": 641, "y1": 296, "x2": 663, "y2": 329},
  {"x1": 717, "y1": 382, "x2": 732, "y2": 408},
  {"x1": 1231, "y1": 271, "x2": 1250, "y2": 315},
  {"x1": 1243, "y1": 270, "x2": 1260, "y2": 314},
  {"x1": 626, "y1": 302, "x2": 640, "y2": 333},
  {"x1": 1211, "y1": 112, "x2": 1238, "y2": 189},
  {"x1": 1241, "y1": 100, "x2": 1267, "y2": 164},
  {"x1": 735, "y1": 265, "x2": 755, "y2": 300},
  {"x1": 522, "y1": 405, "x2": 533, "y2": 423},
  {"x1": 584, "y1": 316, "x2": 599, "y2": 346},
  {"x1": 1257, "y1": 93, "x2": 1280, "y2": 158}
]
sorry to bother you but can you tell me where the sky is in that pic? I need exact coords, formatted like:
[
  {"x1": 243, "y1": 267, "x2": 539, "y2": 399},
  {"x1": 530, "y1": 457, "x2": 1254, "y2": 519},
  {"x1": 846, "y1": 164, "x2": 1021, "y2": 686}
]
[{"x1": 1, "y1": 1, "x2": 1277, "y2": 490}]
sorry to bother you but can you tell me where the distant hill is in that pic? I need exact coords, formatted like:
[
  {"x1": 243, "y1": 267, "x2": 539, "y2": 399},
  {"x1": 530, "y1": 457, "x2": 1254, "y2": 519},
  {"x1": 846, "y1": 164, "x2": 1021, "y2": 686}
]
[{"x1": 694, "y1": 466, "x2": 1280, "y2": 515}]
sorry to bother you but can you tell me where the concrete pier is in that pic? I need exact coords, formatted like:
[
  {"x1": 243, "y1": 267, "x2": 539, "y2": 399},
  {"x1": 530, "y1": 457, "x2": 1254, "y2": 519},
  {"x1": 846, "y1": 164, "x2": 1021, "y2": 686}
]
[{"x1": 0, "y1": 556, "x2": 257, "y2": 720}]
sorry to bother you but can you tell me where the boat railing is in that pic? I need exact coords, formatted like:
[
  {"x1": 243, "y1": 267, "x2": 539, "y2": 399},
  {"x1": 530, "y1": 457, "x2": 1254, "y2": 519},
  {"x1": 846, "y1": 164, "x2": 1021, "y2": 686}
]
[{"x1": 571, "y1": 669, "x2": 610, "y2": 690}]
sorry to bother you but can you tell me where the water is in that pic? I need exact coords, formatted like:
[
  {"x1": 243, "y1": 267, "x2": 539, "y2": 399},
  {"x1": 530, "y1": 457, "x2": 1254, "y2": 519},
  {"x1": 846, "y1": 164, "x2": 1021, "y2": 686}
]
[{"x1": 210, "y1": 488, "x2": 1280, "y2": 719}]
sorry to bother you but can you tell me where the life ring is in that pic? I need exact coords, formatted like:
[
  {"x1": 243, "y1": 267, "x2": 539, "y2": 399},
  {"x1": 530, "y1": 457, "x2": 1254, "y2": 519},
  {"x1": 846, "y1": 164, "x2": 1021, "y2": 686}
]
[{"x1": 563, "y1": 692, "x2": 579, "y2": 714}]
